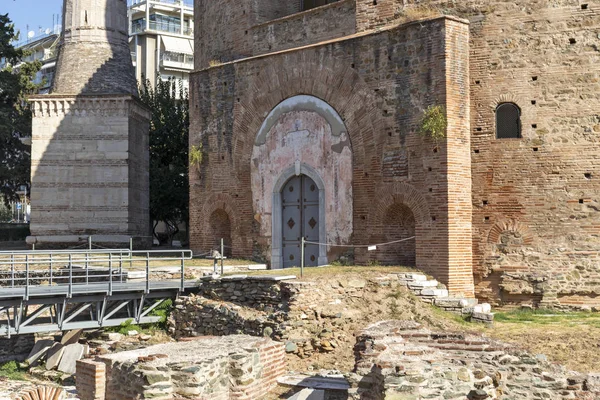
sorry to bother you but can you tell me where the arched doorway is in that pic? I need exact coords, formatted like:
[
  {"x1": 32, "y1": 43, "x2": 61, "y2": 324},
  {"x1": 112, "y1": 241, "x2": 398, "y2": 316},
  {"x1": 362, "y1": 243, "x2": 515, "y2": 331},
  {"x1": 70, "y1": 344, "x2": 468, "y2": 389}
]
[
  {"x1": 281, "y1": 174, "x2": 320, "y2": 268},
  {"x1": 379, "y1": 202, "x2": 416, "y2": 266},
  {"x1": 209, "y1": 209, "x2": 232, "y2": 257}
]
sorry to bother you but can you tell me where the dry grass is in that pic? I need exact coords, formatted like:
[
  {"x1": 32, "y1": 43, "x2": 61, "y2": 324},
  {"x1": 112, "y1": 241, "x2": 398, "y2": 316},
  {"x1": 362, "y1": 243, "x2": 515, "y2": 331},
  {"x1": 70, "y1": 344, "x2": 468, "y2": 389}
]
[
  {"x1": 399, "y1": 5, "x2": 443, "y2": 23},
  {"x1": 483, "y1": 309, "x2": 600, "y2": 373}
]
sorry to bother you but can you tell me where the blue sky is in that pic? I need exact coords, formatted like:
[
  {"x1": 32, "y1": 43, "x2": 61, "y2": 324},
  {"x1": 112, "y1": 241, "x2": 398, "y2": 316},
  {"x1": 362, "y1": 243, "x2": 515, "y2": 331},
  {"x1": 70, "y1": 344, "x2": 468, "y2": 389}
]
[{"x1": 2, "y1": 0, "x2": 63, "y2": 43}]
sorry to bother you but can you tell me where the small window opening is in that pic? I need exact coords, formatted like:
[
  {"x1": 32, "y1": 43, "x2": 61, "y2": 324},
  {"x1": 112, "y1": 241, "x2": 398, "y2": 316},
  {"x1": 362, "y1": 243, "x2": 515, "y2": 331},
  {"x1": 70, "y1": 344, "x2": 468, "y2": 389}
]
[
  {"x1": 531, "y1": 100, "x2": 537, "y2": 105},
  {"x1": 496, "y1": 102, "x2": 522, "y2": 139},
  {"x1": 581, "y1": 4, "x2": 588, "y2": 9},
  {"x1": 532, "y1": 76, "x2": 538, "y2": 81},
  {"x1": 569, "y1": 38, "x2": 577, "y2": 44},
  {"x1": 482, "y1": 200, "x2": 488, "y2": 206},
  {"x1": 303, "y1": 0, "x2": 340, "y2": 11},
  {"x1": 533, "y1": 147, "x2": 539, "y2": 152},
  {"x1": 579, "y1": 199, "x2": 584, "y2": 204},
  {"x1": 585, "y1": 173, "x2": 592, "y2": 179},
  {"x1": 476, "y1": 127, "x2": 482, "y2": 132},
  {"x1": 484, "y1": 216, "x2": 490, "y2": 221},
  {"x1": 474, "y1": 149, "x2": 480, "y2": 154},
  {"x1": 475, "y1": 80, "x2": 481, "y2": 84},
  {"x1": 532, "y1": 124, "x2": 537, "y2": 128}
]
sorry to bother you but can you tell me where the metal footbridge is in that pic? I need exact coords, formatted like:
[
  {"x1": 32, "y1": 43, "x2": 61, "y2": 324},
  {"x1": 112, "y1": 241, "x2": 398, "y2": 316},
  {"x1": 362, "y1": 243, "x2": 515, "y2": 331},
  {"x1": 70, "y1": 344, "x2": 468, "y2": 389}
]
[{"x1": 0, "y1": 249, "x2": 197, "y2": 336}]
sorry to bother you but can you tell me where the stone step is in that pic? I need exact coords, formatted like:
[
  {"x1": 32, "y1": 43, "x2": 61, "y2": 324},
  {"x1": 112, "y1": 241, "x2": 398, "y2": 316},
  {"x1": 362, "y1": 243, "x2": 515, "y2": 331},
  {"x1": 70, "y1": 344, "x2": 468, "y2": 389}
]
[
  {"x1": 420, "y1": 288, "x2": 449, "y2": 297},
  {"x1": 397, "y1": 273, "x2": 427, "y2": 281},
  {"x1": 434, "y1": 298, "x2": 478, "y2": 308},
  {"x1": 407, "y1": 280, "x2": 439, "y2": 289}
]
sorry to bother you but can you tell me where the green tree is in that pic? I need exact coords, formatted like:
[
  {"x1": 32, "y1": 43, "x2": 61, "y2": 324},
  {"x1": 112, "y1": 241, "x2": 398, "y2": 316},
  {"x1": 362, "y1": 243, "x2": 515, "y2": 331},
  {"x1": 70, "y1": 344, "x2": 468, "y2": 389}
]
[
  {"x1": 138, "y1": 77, "x2": 189, "y2": 245},
  {"x1": 0, "y1": 14, "x2": 41, "y2": 205}
]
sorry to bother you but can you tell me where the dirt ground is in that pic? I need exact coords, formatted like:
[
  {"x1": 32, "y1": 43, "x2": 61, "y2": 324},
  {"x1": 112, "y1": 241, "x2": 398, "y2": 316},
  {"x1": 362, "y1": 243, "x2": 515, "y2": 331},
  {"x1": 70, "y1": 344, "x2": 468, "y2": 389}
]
[{"x1": 248, "y1": 267, "x2": 600, "y2": 376}]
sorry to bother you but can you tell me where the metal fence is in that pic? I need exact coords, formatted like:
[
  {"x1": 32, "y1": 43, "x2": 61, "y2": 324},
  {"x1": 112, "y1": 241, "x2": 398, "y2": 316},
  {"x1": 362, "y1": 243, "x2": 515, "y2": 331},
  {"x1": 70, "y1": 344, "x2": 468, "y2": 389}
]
[{"x1": 0, "y1": 249, "x2": 193, "y2": 299}]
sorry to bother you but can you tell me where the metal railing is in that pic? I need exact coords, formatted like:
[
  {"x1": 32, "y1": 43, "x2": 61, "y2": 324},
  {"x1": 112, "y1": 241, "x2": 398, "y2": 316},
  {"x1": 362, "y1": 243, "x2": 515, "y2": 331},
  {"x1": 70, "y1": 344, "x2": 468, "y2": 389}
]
[{"x1": 0, "y1": 249, "x2": 193, "y2": 299}]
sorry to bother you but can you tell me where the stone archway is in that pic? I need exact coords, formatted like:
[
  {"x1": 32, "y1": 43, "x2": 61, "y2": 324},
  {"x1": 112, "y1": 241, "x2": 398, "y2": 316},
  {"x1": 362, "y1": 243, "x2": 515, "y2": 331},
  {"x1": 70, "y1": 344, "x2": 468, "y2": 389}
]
[{"x1": 250, "y1": 95, "x2": 353, "y2": 269}]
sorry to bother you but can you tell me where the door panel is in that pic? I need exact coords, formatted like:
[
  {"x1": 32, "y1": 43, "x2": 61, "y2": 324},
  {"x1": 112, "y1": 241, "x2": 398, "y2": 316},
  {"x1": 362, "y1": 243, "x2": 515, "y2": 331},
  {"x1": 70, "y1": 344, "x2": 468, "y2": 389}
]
[{"x1": 282, "y1": 175, "x2": 320, "y2": 268}]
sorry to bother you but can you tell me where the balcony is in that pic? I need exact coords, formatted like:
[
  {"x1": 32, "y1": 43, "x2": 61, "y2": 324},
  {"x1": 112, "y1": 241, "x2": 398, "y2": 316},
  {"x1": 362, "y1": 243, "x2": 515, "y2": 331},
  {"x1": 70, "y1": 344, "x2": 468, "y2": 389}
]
[
  {"x1": 161, "y1": 51, "x2": 193, "y2": 70},
  {"x1": 131, "y1": 21, "x2": 193, "y2": 37}
]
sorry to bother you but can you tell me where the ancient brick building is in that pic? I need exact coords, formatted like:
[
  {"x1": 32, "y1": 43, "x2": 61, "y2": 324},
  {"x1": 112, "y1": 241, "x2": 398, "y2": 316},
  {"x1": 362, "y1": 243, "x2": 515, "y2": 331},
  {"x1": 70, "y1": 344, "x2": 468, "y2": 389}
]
[{"x1": 189, "y1": 0, "x2": 600, "y2": 307}]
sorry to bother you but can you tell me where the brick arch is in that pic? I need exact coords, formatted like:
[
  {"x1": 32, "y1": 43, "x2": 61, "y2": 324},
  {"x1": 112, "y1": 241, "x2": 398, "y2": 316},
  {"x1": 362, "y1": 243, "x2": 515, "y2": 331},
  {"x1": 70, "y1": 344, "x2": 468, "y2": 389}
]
[
  {"x1": 197, "y1": 193, "x2": 241, "y2": 254},
  {"x1": 232, "y1": 53, "x2": 385, "y2": 174},
  {"x1": 373, "y1": 183, "x2": 431, "y2": 227},
  {"x1": 487, "y1": 218, "x2": 534, "y2": 245}
]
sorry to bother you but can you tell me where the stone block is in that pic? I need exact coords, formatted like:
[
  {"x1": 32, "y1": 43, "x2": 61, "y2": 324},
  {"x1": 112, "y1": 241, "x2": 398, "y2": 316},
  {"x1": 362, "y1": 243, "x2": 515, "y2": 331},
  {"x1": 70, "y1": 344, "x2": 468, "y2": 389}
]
[
  {"x1": 60, "y1": 329, "x2": 83, "y2": 345},
  {"x1": 58, "y1": 343, "x2": 85, "y2": 374},
  {"x1": 420, "y1": 289, "x2": 449, "y2": 297},
  {"x1": 45, "y1": 343, "x2": 65, "y2": 370},
  {"x1": 25, "y1": 339, "x2": 54, "y2": 367},
  {"x1": 408, "y1": 280, "x2": 438, "y2": 288}
]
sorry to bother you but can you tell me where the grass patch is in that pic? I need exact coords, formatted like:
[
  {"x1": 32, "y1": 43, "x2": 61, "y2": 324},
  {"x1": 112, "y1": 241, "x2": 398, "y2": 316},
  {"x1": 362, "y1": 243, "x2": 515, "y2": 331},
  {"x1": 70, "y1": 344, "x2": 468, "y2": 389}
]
[
  {"x1": 0, "y1": 361, "x2": 28, "y2": 381},
  {"x1": 493, "y1": 308, "x2": 600, "y2": 327}
]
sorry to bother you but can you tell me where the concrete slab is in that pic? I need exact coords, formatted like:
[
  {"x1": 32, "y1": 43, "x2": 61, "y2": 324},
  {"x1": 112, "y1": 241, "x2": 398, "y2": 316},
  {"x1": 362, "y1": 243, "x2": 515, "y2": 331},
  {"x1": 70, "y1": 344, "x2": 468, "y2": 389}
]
[
  {"x1": 45, "y1": 343, "x2": 65, "y2": 370},
  {"x1": 278, "y1": 375, "x2": 350, "y2": 390},
  {"x1": 60, "y1": 329, "x2": 83, "y2": 346},
  {"x1": 58, "y1": 343, "x2": 85, "y2": 374},
  {"x1": 289, "y1": 388, "x2": 325, "y2": 400},
  {"x1": 25, "y1": 339, "x2": 54, "y2": 367}
]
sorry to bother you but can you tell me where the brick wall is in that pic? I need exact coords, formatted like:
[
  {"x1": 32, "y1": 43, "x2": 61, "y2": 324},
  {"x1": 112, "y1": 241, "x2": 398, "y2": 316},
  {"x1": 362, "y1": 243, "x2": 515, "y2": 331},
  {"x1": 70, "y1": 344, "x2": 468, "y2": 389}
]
[
  {"x1": 192, "y1": 0, "x2": 600, "y2": 307},
  {"x1": 251, "y1": 0, "x2": 356, "y2": 56},
  {"x1": 76, "y1": 360, "x2": 106, "y2": 400},
  {"x1": 190, "y1": 16, "x2": 474, "y2": 296}
]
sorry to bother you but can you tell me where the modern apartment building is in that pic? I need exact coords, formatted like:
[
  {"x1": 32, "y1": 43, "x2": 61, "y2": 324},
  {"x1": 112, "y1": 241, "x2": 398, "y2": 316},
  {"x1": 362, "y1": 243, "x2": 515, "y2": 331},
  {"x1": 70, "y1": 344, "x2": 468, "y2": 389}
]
[{"x1": 128, "y1": 0, "x2": 194, "y2": 92}]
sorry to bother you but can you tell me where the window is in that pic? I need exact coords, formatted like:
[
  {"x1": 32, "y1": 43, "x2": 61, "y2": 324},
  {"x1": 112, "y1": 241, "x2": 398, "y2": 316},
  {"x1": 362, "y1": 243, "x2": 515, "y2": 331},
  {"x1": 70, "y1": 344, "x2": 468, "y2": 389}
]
[
  {"x1": 303, "y1": 0, "x2": 339, "y2": 11},
  {"x1": 496, "y1": 103, "x2": 521, "y2": 139}
]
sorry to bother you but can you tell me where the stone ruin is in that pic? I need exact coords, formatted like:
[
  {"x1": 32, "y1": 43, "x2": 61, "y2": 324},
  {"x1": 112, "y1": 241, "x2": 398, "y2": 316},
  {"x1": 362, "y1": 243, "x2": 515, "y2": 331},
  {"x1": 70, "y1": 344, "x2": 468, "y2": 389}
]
[
  {"x1": 76, "y1": 335, "x2": 286, "y2": 400},
  {"x1": 348, "y1": 320, "x2": 600, "y2": 400}
]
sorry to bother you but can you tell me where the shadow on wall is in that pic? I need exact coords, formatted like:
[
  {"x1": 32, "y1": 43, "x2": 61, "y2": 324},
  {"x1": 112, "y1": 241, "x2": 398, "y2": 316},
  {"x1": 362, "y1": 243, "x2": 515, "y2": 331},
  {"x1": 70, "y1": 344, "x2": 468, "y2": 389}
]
[{"x1": 28, "y1": 0, "x2": 150, "y2": 249}]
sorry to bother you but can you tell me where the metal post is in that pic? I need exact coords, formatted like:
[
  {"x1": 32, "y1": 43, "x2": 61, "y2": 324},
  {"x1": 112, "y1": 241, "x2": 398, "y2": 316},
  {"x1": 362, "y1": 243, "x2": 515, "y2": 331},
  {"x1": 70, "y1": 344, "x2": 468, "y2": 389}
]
[
  {"x1": 119, "y1": 250, "x2": 123, "y2": 284},
  {"x1": 49, "y1": 253, "x2": 53, "y2": 286},
  {"x1": 220, "y1": 238, "x2": 224, "y2": 275},
  {"x1": 68, "y1": 254, "x2": 73, "y2": 298},
  {"x1": 10, "y1": 254, "x2": 14, "y2": 288},
  {"x1": 180, "y1": 251, "x2": 185, "y2": 291},
  {"x1": 85, "y1": 251, "x2": 89, "y2": 285},
  {"x1": 25, "y1": 255, "x2": 29, "y2": 300},
  {"x1": 108, "y1": 253, "x2": 113, "y2": 296},
  {"x1": 129, "y1": 238, "x2": 133, "y2": 270},
  {"x1": 301, "y1": 237, "x2": 305, "y2": 279},
  {"x1": 88, "y1": 236, "x2": 92, "y2": 250},
  {"x1": 145, "y1": 252, "x2": 150, "y2": 294},
  {"x1": 32, "y1": 243, "x2": 35, "y2": 251}
]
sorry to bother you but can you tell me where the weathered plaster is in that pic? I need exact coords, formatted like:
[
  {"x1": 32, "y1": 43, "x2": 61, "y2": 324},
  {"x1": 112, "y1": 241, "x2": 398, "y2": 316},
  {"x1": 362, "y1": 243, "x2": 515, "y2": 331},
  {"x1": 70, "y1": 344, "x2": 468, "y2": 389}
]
[{"x1": 251, "y1": 96, "x2": 353, "y2": 266}]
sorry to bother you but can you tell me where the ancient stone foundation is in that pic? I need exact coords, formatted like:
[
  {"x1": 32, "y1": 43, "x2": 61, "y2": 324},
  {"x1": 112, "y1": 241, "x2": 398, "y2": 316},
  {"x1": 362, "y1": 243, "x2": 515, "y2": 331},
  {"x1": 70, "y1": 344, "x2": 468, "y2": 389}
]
[
  {"x1": 348, "y1": 320, "x2": 600, "y2": 400},
  {"x1": 0, "y1": 334, "x2": 35, "y2": 363},
  {"x1": 76, "y1": 335, "x2": 286, "y2": 400}
]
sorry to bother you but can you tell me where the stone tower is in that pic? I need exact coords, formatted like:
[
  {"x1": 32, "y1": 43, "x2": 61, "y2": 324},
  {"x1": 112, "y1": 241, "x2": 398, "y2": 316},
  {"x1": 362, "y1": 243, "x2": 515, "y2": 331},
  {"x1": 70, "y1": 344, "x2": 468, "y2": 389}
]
[{"x1": 27, "y1": 0, "x2": 151, "y2": 248}]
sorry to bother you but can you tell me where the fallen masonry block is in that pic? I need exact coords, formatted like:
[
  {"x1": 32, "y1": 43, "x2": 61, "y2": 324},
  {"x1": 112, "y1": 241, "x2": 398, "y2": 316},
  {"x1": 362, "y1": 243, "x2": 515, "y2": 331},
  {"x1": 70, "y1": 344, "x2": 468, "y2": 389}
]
[
  {"x1": 278, "y1": 375, "x2": 351, "y2": 390},
  {"x1": 45, "y1": 343, "x2": 65, "y2": 371},
  {"x1": 470, "y1": 312, "x2": 494, "y2": 324},
  {"x1": 25, "y1": 339, "x2": 54, "y2": 367},
  {"x1": 60, "y1": 329, "x2": 83, "y2": 346},
  {"x1": 408, "y1": 280, "x2": 439, "y2": 288},
  {"x1": 58, "y1": 343, "x2": 85, "y2": 374}
]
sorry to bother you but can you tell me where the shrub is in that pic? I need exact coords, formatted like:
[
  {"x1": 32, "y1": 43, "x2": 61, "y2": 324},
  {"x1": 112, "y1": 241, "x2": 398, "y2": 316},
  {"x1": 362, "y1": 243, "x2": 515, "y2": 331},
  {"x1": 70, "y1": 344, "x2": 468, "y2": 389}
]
[{"x1": 419, "y1": 105, "x2": 447, "y2": 142}]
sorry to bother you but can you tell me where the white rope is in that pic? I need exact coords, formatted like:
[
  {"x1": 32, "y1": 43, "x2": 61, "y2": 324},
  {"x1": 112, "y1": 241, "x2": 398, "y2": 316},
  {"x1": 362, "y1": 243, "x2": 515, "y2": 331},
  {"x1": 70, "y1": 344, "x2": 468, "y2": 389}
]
[{"x1": 304, "y1": 236, "x2": 416, "y2": 248}]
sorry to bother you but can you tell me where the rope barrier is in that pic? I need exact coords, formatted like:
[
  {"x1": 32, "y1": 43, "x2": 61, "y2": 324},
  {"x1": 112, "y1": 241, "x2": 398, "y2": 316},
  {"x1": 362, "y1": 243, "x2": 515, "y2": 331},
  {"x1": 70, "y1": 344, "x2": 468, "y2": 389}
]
[{"x1": 304, "y1": 236, "x2": 416, "y2": 248}]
